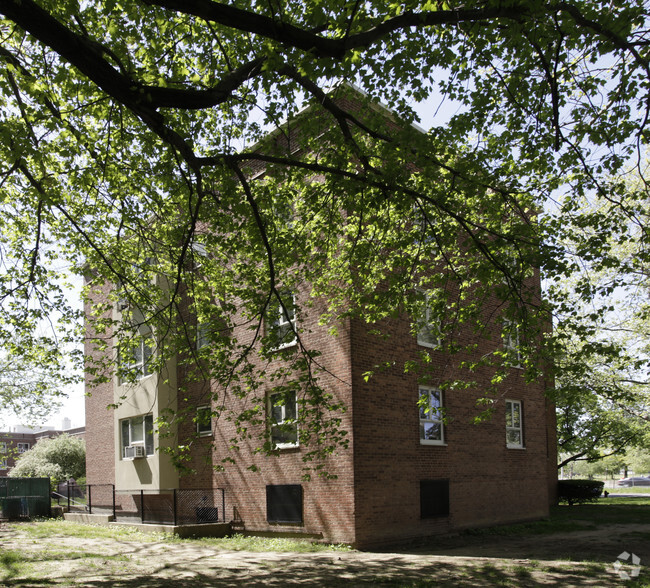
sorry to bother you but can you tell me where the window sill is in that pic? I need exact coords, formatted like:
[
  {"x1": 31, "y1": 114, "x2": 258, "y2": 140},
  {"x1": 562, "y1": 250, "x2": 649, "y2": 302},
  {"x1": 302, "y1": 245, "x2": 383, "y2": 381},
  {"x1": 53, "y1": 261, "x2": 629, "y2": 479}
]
[
  {"x1": 506, "y1": 444, "x2": 526, "y2": 450},
  {"x1": 198, "y1": 431, "x2": 213, "y2": 438},
  {"x1": 417, "y1": 339, "x2": 441, "y2": 350},
  {"x1": 271, "y1": 340, "x2": 297, "y2": 352},
  {"x1": 118, "y1": 373, "x2": 155, "y2": 387},
  {"x1": 420, "y1": 440, "x2": 447, "y2": 446},
  {"x1": 273, "y1": 443, "x2": 300, "y2": 451}
]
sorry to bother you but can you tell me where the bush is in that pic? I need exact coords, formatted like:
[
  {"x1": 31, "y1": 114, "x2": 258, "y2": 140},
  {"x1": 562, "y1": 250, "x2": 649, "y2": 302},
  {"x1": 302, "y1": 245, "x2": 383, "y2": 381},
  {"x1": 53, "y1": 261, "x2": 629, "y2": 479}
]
[{"x1": 558, "y1": 479, "x2": 604, "y2": 505}]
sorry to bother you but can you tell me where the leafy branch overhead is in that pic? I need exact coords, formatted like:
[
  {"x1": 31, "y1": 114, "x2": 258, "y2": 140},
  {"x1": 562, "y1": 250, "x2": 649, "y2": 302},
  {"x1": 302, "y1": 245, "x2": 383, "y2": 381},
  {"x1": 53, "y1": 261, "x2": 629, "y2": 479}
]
[{"x1": 0, "y1": 0, "x2": 648, "y2": 463}]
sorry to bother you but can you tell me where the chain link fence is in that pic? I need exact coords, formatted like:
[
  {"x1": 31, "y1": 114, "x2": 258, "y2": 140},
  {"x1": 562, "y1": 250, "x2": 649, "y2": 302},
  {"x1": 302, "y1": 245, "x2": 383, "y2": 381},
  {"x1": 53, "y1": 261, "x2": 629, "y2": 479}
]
[
  {"x1": 51, "y1": 483, "x2": 227, "y2": 526},
  {"x1": 114, "y1": 488, "x2": 226, "y2": 525}
]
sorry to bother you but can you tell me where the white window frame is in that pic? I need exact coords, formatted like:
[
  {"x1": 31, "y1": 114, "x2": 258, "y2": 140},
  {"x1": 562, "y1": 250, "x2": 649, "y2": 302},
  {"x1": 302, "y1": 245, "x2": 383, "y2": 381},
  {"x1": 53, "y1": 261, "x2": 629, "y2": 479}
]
[
  {"x1": 0, "y1": 457, "x2": 6, "y2": 469},
  {"x1": 506, "y1": 399, "x2": 524, "y2": 449},
  {"x1": 120, "y1": 331, "x2": 154, "y2": 383},
  {"x1": 196, "y1": 406, "x2": 212, "y2": 437},
  {"x1": 502, "y1": 319, "x2": 522, "y2": 368},
  {"x1": 17, "y1": 442, "x2": 29, "y2": 453},
  {"x1": 269, "y1": 391, "x2": 298, "y2": 449},
  {"x1": 419, "y1": 386, "x2": 445, "y2": 445},
  {"x1": 196, "y1": 321, "x2": 210, "y2": 349},
  {"x1": 416, "y1": 291, "x2": 441, "y2": 349},
  {"x1": 120, "y1": 414, "x2": 154, "y2": 459},
  {"x1": 191, "y1": 242, "x2": 207, "y2": 269},
  {"x1": 270, "y1": 293, "x2": 297, "y2": 350},
  {"x1": 0, "y1": 442, "x2": 6, "y2": 453}
]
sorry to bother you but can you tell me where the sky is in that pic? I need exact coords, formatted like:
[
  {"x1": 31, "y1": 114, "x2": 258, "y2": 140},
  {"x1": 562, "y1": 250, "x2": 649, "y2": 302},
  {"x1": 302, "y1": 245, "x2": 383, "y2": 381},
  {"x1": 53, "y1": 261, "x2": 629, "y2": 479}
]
[{"x1": 50, "y1": 381, "x2": 86, "y2": 430}]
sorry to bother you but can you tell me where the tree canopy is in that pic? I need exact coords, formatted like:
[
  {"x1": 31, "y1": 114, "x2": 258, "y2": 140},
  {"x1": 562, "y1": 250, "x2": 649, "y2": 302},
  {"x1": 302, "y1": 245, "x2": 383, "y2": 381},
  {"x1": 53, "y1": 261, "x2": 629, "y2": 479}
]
[
  {"x1": 0, "y1": 0, "x2": 648, "y2": 468},
  {"x1": 0, "y1": 351, "x2": 66, "y2": 425},
  {"x1": 553, "y1": 180, "x2": 650, "y2": 467}
]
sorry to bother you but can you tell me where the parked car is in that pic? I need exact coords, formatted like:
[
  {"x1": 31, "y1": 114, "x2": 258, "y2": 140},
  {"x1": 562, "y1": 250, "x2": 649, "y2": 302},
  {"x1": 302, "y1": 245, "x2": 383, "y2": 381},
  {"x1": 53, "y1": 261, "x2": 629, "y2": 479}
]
[{"x1": 617, "y1": 476, "x2": 650, "y2": 487}]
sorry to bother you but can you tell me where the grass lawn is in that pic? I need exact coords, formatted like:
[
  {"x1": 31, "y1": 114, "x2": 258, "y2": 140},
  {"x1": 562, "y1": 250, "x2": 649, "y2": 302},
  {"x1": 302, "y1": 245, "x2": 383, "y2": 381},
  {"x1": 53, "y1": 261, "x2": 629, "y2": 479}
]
[
  {"x1": 606, "y1": 486, "x2": 650, "y2": 494},
  {"x1": 0, "y1": 497, "x2": 648, "y2": 586}
]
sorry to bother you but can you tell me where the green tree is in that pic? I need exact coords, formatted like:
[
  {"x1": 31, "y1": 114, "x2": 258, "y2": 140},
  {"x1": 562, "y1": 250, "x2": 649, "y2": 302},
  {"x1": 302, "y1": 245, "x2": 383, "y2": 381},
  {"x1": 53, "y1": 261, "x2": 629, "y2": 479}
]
[
  {"x1": 0, "y1": 351, "x2": 67, "y2": 425},
  {"x1": 551, "y1": 175, "x2": 650, "y2": 468},
  {"x1": 624, "y1": 445, "x2": 650, "y2": 475},
  {"x1": 561, "y1": 453, "x2": 627, "y2": 480},
  {"x1": 9, "y1": 434, "x2": 85, "y2": 486},
  {"x1": 0, "y1": 0, "x2": 648, "y2": 469}
]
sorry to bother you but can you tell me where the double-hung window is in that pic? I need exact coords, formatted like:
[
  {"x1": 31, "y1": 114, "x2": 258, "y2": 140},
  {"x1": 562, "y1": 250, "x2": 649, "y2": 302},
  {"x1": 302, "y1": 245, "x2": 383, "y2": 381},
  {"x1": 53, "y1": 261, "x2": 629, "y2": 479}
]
[
  {"x1": 120, "y1": 414, "x2": 154, "y2": 458},
  {"x1": 120, "y1": 331, "x2": 154, "y2": 382},
  {"x1": 419, "y1": 387, "x2": 444, "y2": 444},
  {"x1": 196, "y1": 321, "x2": 210, "y2": 350},
  {"x1": 505, "y1": 400, "x2": 524, "y2": 448},
  {"x1": 0, "y1": 442, "x2": 6, "y2": 453},
  {"x1": 269, "y1": 293, "x2": 297, "y2": 350},
  {"x1": 502, "y1": 319, "x2": 522, "y2": 367},
  {"x1": 0, "y1": 457, "x2": 6, "y2": 469},
  {"x1": 17, "y1": 442, "x2": 29, "y2": 453},
  {"x1": 416, "y1": 291, "x2": 441, "y2": 348},
  {"x1": 196, "y1": 406, "x2": 212, "y2": 436},
  {"x1": 269, "y1": 391, "x2": 298, "y2": 448}
]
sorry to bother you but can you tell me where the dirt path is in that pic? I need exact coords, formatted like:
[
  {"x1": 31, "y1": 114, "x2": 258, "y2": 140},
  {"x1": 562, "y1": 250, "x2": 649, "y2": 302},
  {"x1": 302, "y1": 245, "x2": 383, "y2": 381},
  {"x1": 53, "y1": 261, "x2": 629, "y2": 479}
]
[{"x1": 1, "y1": 521, "x2": 649, "y2": 587}]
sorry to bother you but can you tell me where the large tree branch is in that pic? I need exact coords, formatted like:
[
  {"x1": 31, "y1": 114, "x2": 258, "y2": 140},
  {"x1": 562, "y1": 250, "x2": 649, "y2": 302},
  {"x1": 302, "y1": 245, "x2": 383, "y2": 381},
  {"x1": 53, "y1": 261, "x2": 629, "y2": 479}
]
[
  {"x1": 553, "y1": 1, "x2": 650, "y2": 72},
  {"x1": 142, "y1": 0, "x2": 527, "y2": 58},
  {"x1": 0, "y1": 0, "x2": 265, "y2": 111},
  {"x1": 142, "y1": 0, "x2": 649, "y2": 72}
]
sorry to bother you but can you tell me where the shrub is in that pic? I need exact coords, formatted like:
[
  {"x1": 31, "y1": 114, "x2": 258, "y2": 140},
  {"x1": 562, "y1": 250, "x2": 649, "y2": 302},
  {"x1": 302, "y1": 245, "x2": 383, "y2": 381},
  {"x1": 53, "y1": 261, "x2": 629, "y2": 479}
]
[
  {"x1": 558, "y1": 479, "x2": 604, "y2": 505},
  {"x1": 9, "y1": 434, "x2": 85, "y2": 488}
]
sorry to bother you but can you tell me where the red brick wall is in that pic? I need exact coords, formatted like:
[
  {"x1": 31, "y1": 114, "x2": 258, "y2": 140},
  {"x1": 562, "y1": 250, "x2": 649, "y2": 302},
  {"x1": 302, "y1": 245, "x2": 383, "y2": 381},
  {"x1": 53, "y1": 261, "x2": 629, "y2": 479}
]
[
  {"x1": 84, "y1": 280, "x2": 116, "y2": 486},
  {"x1": 0, "y1": 433, "x2": 37, "y2": 475},
  {"x1": 349, "y1": 302, "x2": 553, "y2": 547},
  {"x1": 174, "y1": 276, "x2": 555, "y2": 547},
  {"x1": 178, "y1": 291, "x2": 357, "y2": 544}
]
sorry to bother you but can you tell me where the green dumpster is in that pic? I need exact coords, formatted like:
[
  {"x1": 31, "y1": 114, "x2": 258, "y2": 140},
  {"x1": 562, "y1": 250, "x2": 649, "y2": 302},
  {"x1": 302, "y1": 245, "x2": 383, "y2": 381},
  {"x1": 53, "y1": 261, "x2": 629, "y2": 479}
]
[{"x1": 2, "y1": 497, "x2": 23, "y2": 520}]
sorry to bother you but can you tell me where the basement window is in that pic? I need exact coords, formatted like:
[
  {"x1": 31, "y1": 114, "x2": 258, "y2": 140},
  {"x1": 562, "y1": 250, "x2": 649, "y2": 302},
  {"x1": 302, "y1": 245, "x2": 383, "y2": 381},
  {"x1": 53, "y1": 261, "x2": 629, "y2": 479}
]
[
  {"x1": 420, "y1": 479, "x2": 450, "y2": 518},
  {"x1": 266, "y1": 484, "x2": 303, "y2": 524}
]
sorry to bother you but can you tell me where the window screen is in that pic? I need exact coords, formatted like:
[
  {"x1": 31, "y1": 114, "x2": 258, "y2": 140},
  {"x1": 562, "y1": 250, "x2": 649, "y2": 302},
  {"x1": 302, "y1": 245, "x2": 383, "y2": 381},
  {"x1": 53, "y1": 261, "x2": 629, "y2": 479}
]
[
  {"x1": 420, "y1": 479, "x2": 450, "y2": 518},
  {"x1": 266, "y1": 484, "x2": 303, "y2": 524}
]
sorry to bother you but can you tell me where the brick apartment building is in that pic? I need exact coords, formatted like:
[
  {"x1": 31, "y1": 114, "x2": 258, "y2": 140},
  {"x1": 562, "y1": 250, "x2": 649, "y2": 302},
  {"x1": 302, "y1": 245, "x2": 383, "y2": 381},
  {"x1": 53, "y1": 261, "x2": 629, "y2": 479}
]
[
  {"x1": 84, "y1": 92, "x2": 557, "y2": 547},
  {"x1": 0, "y1": 426, "x2": 85, "y2": 476},
  {"x1": 85, "y1": 287, "x2": 556, "y2": 547}
]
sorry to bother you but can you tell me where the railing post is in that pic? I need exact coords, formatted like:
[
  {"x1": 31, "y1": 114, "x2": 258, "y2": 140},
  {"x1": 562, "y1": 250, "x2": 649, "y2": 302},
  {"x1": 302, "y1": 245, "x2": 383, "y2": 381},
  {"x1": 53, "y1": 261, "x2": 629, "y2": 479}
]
[
  {"x1": 112, "y1": 485, "x2": 116, "y2": 520},
  {"x1": 87, "y1": 484, "x2": 92, "y2": 514},
  {"x1": 173, "y1": 489, "x2": 177, "y2": 527},
  {"x1": 140, "y1": 490, "x2": 145, "y2": 524},
  {"x1": 221, "y1": 488, "x2": 225, "y2": 523},
  {"x1": 67, "y1": 482, "x2": 70, "y2": 512}
]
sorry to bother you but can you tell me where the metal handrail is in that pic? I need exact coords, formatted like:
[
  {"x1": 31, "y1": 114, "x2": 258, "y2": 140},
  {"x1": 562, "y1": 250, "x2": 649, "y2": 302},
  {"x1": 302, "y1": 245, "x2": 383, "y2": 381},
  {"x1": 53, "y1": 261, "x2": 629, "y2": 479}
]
[{"x1": 51, "y1": 491, "x2": 88, "y2": 509}]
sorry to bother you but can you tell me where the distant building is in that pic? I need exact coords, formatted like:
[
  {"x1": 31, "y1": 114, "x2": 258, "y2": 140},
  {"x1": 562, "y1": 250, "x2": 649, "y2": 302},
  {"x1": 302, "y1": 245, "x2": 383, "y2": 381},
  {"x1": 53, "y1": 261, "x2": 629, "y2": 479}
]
[{"x1": 0, "y1": 424, "x2": 85, "y2": 476}]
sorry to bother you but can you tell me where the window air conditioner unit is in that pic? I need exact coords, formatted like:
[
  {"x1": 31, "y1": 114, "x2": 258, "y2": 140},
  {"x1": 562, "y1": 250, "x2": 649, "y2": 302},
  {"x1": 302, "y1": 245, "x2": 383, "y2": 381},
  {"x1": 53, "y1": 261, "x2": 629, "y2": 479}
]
[{"x1": 123, "y1": 445, "x2": 145, "y2": 460}]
